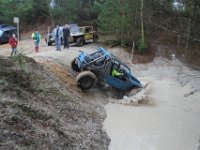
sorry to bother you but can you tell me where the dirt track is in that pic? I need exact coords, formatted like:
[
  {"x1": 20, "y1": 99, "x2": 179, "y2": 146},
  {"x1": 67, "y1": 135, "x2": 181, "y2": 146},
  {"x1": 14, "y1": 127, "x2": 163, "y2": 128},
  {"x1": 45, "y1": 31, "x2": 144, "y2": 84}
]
[{"x1": 1, "y1": 39, "x2": 200, "y2": 150}]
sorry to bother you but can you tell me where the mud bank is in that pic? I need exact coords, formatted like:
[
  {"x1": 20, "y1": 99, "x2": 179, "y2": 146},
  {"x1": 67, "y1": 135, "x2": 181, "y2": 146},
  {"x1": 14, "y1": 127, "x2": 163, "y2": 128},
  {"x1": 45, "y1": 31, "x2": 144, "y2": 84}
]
[
  {"x1": 0, "y1": 55, "x2": 110, "y2": 150},
  {"x1": 104, "y1": 58, "x2": 200, "y2": 150}
]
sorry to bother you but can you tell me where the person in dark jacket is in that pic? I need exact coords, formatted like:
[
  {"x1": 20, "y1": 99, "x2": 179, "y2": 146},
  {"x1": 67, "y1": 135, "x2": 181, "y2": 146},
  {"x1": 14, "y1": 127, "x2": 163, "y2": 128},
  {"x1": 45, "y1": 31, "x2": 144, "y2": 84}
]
[
  {"x1": 63, "y1": 24, "x2": 70, "y2": 48},
  {"x1": 9, "y1": 33, "x2": 18, "y2": 56}
]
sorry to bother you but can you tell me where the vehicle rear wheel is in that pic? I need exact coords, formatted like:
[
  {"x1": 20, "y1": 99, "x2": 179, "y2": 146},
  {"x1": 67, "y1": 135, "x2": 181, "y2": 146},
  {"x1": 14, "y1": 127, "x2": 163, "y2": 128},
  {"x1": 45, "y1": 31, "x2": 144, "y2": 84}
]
[
  {"x1": 93, "y1": 35, "x2": 99, "y2": 43},
  {"x1": 76, "y1": 37, "x2": 85, "y2": 46},
  {"x1": 71, "y1": 58, "x2": 80, "y2": 72},
  {"x1": 76, "y1": 71, "x2": 96, "y2": 90}
]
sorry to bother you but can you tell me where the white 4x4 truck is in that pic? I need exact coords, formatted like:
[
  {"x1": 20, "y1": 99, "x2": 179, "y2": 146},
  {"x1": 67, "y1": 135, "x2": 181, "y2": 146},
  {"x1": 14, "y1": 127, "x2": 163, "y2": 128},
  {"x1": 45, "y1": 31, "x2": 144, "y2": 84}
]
[{"x1": 45, "y1": 25, "x2": 98, "y2": 47}]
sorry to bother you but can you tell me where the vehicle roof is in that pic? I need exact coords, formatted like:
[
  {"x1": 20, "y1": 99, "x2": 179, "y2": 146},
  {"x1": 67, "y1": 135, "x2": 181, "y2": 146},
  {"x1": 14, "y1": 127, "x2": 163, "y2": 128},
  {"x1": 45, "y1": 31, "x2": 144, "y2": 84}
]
[
  {"x1": 0, "y1": 24, "x2": 9, "y2": 28},
  {"x1": 69, "y1": 24, "x2": 78, "y2": 27},
  {"x1": 79, "y1": 26, "x2": 93, "y2": 28},
  {"x1": 0, "y1": 26, "x2": 16, "y2": 31}
]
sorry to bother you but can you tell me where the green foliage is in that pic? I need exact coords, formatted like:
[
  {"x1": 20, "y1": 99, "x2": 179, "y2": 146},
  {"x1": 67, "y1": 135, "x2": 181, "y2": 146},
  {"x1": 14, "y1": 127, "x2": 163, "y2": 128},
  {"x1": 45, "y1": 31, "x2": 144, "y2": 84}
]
[
  {"x1": 95, "y1": 0, "x2": 132, "y2": 35},
  {"x1": 0, "y1": 0, "x2": 200, "y2": 54},
  {"x1": 95, "y1": 0, "x2": 120, "y2": 33},
  {"x1": 138, "y1": 40, "x2": 148, "y2": 53},
  {"x1": 96, "y1": 0, "x2": 146, "y2": 47},
  {"x1": 121, "y1": 39, "x2": 129, "y2": 48},
  {"x1": 12, "y1": 51, "x2": 27, "y2": 71},
  {"x1": 0, "y1": 0, "x2": 50, "y2": 25},
  {"x1": 50, "y1": 0, "x2": 79, "y2": 24},
  {"x1": 49, "y1": 0, "x2": 97, "y2": 25}
]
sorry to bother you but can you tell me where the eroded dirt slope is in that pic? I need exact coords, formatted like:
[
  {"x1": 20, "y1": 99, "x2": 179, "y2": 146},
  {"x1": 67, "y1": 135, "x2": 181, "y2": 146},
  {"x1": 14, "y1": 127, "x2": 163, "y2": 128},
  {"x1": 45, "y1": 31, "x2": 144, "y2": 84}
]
[{"x1": 0, "y1": 55, "x2": 110, "y2": 150}]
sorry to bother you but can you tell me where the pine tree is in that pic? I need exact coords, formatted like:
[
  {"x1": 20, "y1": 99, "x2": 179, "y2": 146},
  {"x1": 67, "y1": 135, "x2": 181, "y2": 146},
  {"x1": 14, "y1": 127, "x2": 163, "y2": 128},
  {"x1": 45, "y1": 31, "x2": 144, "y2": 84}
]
[{"x1": 95, "y1": 0, "x2": 133, "y2": 46}]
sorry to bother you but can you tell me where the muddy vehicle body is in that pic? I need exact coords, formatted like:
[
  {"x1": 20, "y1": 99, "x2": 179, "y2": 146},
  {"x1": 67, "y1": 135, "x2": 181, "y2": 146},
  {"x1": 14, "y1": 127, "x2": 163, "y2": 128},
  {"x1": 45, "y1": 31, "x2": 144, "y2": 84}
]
[
  {"x1": 45, "y1": 25, "x2": 98, "y2": 46},
  {"x1": 71, "y1": 48, "x2": 142, "y2": 93}
]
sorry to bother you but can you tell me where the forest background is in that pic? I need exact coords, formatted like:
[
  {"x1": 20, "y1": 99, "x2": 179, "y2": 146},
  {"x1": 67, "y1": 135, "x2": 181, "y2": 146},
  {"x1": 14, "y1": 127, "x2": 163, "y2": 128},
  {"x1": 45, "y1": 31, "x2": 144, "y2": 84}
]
[{"x1": 0, "y1": 0, "x2": 200, "y2": 66}]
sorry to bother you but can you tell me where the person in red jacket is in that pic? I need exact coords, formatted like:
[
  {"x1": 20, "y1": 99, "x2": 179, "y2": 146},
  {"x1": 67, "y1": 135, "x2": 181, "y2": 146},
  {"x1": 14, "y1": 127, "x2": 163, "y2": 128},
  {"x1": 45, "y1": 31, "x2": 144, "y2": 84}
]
[{"x1": 9, "y1": 33, "x2": 18, "y2": 56}]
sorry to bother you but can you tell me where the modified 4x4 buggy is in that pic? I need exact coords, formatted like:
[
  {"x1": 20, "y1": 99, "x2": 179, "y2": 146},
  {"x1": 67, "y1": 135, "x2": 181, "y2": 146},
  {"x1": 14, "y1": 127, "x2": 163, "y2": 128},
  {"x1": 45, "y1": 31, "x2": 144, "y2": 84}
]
[
  {"x1": 45, "y1": 25, "x2": 98, "y2": 47},
  {"x1": 71, "y1": 47, "x2": 142, "y2": 95}
]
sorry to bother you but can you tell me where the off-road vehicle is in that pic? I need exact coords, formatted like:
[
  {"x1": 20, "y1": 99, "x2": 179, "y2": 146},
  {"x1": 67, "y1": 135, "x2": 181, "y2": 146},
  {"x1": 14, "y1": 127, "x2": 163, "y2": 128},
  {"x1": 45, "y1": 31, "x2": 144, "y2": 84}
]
[
  {"x1": 45, "y1": 25, "x2": 98, "y2": 46},
  {"x1": 71, "y1": 47, "x2": 142, "y2": 91}
]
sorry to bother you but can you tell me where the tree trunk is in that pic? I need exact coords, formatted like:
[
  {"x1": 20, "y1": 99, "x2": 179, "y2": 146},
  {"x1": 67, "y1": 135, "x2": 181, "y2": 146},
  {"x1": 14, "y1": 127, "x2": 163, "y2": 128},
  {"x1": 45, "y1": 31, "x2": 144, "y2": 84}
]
[
  {"x1": 177, "y1": 34, "x2": 181, "y2": 52},
  {"x1": 121, "y1": 0, "x2": 125, "y2": 44},
  {"x1": 186, "y1": 18, "x2": 191, "y2": 50},
  {"x1": 131, "y1": 41, "x2": 135, "y2": 63},
  {"x1": 140, "y1": 0, "x2": 144, "y2": 45}
]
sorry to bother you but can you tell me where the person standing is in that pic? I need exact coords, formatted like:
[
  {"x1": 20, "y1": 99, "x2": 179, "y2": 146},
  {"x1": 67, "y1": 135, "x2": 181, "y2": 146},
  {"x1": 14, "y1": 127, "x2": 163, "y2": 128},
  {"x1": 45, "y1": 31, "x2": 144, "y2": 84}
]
[
  {"x1": 63, "y1": 24, "x2": 70, "y2": 48},
  {"x1": 31, "y1": 31, "x2": 41, "y2": 53},
  {"x1": 9, "y1": 33, "x2": 18, "y2": 56},
  {"x1": 53, "y1": 24, "x2": 63, "y2": 51}
]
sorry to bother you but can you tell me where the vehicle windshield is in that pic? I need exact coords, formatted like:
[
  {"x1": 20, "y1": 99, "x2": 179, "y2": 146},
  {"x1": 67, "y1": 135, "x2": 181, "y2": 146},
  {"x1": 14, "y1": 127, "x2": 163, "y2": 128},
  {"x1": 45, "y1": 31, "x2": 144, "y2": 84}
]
[
  {"x1": 70, "y1": 27, "x2": 84, "y2": 34},
  {"x1": 78, "y1": 27, "x2": 84, "y2": 33},
  {"x1": 0, "y1": 30, "x2": 3, "y2": 37}
]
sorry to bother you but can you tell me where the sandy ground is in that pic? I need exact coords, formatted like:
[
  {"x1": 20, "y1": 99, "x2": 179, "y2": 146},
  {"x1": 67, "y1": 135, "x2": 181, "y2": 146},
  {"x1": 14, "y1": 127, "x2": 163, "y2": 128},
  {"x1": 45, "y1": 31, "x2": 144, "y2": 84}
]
[
  {"x1": 1, "y1": 39, "x2": 200, "y2": 150},
  {"x1": 104, "y1": 57, "x2": 200, "y2": 150}
]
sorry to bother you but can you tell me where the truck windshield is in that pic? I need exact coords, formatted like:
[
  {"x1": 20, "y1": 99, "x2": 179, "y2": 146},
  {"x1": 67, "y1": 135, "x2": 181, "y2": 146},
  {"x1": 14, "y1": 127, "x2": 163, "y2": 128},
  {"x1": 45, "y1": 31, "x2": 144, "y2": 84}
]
[
  {"x1": 70, "y1": 27, "x2": 78, "y2": 33},
  {"x1": 70, "y1": 27, "x2": 84, "y2": 34}
]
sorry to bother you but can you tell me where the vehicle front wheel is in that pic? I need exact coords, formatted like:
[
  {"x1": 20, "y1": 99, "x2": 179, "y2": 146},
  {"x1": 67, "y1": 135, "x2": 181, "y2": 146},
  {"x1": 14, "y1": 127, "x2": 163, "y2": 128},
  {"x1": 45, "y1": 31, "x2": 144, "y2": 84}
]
[
  {"x1": 47, "y1": 41, "x2": 52, "y2": 46},
  {"x1": 76, "y1": 71, "x2": 96, "y2": 90},
  {"x1": 45, "y1": 39, "x2": 52, "y2": 46},
  {"x1": 93, "y1": 35, "x2": 99, "y2": 43},
  {"x1": 71, "y1": 58, "x2": 80, "y2": 72},
  {"x1": 76, "y1": 37, "x2": 85, "y2": 47}
]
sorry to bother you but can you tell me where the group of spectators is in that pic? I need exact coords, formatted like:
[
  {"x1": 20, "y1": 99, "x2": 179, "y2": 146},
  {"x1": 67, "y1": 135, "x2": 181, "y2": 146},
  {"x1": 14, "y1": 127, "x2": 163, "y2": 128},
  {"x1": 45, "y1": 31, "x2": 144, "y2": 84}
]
[
  {"x1": 53, "y1": 24, "x2": 70, "y2": 51},
  {"x1": 8, "y1": 24, "x2": 70, "y2": 56},
  {"x1": 8, "y1": 31, "x2": 41, "y2": 56}
]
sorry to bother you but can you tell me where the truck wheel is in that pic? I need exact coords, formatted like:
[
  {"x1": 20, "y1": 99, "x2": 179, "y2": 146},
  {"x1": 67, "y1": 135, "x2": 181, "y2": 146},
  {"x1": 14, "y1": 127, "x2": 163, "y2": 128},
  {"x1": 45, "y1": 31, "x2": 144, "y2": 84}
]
[
  {"x1": 93, "y1": 35, "x2": 99, "y2": 43},
  {"x1": 46, "y1": 39, "x2": 52, "y2": 46},
  {"x1": 77, "y1": 37, "x2": 84, "y2": 46},
  {"x1": 76, "y1": 71, "x2": 96, "y2": 90},
  {"x1": 71, "y1": 58, "x2": 80, "y2": 72},
  {"x1": 47, "y1": 41, "x2": 52, "y2": 46}
]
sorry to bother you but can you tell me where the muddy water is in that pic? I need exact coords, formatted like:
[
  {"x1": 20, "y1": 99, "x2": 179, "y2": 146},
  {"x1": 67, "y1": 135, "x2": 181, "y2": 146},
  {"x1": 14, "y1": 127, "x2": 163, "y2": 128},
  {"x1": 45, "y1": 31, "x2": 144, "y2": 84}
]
[{"x1": 104, "y1": 78, "x2": 200, "y2": 150}]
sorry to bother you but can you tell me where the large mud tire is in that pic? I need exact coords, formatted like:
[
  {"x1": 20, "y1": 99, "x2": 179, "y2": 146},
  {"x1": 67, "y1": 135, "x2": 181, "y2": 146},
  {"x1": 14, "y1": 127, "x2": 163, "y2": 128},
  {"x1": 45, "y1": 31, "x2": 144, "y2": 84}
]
[
  {"x1": 76, "y1": 71, "x2": 96, "y2": 90},
  {"x1": 76, "y1": 37, "x2": 85, "y2": 47},
  {"x1": 71, "y1": 58, "x2": 80, "y2": 72}
]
